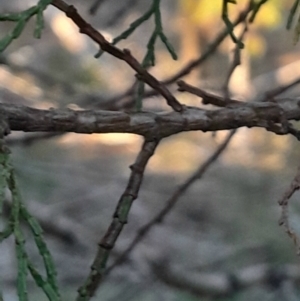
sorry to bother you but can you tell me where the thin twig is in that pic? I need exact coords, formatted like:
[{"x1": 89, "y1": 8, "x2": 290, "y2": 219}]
[
  {"x1": 278, "y1": 166, "x2": 300, "y2": 254},
  {"x1": 264, "y1": 77, "x2": 300, "y2": 100},
  {"x1": 106, "y1": 130, "x2": 236, "y2": 274},
  {"x1": 222, "y1": 23, "x2": 248, "y2": 96},
  {"x1": 51, "y1": 0, "x2": 183, "y2": 112},
  {"x1": 178, "y1": 22, "x2": 248, "y2": 108},
  {"x1": 76, "y1": 139, "x2": 159, "y2": 301},
  {"x1": 177, "y1": 80, "x2": 242, "y2": 107},
  {"x1": 222, "y1": 0, "x2": 244, "y2": 48},
  {"x1": 163, "y1": 0, "x2": 254, "y2": 84},
  {"x1": 100, "y1": 0, "x2": 255, "y2": 110}
]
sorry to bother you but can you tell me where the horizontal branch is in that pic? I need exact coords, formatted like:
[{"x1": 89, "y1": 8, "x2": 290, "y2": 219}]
[{"x1": 1, "y1": 100, "x2": 300, "y2": 139}]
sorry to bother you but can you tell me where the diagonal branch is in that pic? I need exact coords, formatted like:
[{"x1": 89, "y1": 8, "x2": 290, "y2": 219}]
[
  {"x1": 76, "y1": 139, "x2": 159, "y2": 301},
  {"x1": 264, "y1": 77, "x2": 300, "y2": 100},
  {"x1": 103, "y1": 0, "x2": 255, "y2": 108},
  {"x1": 177, "y1": 80, "x2": 242, "y2": 107},
  {"x1": 106, "y1": 129, "x2": 236, "y2": 274},
  {"x1": 163, "y1": 0, "x2": 254, "y2": 84},
  {"x1": 51, "y1": 0, "x2": 183, "y2": 112},
  {"x1": 279, "y1": 166, "x2": 300, "y2": 254}
]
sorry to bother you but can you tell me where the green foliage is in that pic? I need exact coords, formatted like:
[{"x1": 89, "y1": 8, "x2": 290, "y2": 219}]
[
  {"x1": 221, "y1": 0, "x2": 300, "y2": 47},
  {"x1": 221, "y1": 0, "x2": 271, "y2": 48},
  {"x1": 0, "y1": 138, "x2": 61, "y2": 301},
  {"x1": 0, "y1": 0, "x2": 52, "y2": 52},
  {"x1": 95, "y1": 0, "x2": 177, "y2": 61},
  {"x1": 249, "y1": 0, "x2": 269, "y2": 23},
  {"x1": 135, "y1": 0, "x2": 177, "y2": 110},
  {"x1": 95, "y1": 0, "x2": 177, "y2": 110},
  {"x1": 222, "y1": 0, "x2": 245, "y2": 48}
]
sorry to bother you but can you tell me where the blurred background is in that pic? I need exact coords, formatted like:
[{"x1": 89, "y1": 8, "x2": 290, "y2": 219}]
[{"x1": 1, "y1": 0, "x2": 300, "y2": 300}]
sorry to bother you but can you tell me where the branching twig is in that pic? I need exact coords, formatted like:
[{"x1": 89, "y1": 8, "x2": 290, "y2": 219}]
[
  {"x1": 51, "y1": 0, "x2": 183, "y2": 112},
  {"x1": 164, "y1": 0, "x2": 254, "y2": 85},
  {"x1": 76, "y1": 139, "x2": 159, "y2": 301},
  {"x1": 100, "y1": 0, "x2": 255, "y2": 110},
  {"x1": 177, "y1": 81, "x2": 242, "y2": 107},
  {"x1": 249, "y1": 0, "x2": 269, "y2": 23},
  {"x1": 264, "y1": 77, "x2": 300, "y2": 100},
  {"x1": 222, "y1": 23, "x2": 248, "y2": 96},
  {"x1": 179, "y1": 17, "x2": 248, "y2": 108},
  {"x1": 222, "y1": 0, "x2": 244, "y2": 48},
  {"x1": 106, "y1": 130, "x2": 236, "y2": 274},
  {"x1": 278, "y1": 166, "x2": 300, "y2": 254},
  {"x1": 0, "y1": 130, "x2": 61, "y2": 301}
]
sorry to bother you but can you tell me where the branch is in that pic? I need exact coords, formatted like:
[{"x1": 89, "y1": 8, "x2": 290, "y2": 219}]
[
  {"x1": 222, "y1": 22, "x2": 248, "y2": 96},
  {"x1": 76, "y1": 139, "x2": 159, "y2": 301},
  {"x1": 163, "y1": 0, "x2": 254, "y2": 84},
  {"x1": 264, "y1": 76, "x2": 300, "y2": 100},
  {"x1": 106, "y1": 130, "x2": 236, "y2": 274},
  {"x1": 177, "y1": 81, "x2": 242, "y2": 107},
  {"x1": 2, "y1": 100, "x2": 300, "y2": 138},
  {"x1": 95, "y1": 0, "x2": 255, "y2": 109},
  {"x1": 51, "y1": 0, "x2": 183, "y2": 112},
  {"x1": 279, "y1": 166, "x2": 300, "y2": 254}
]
